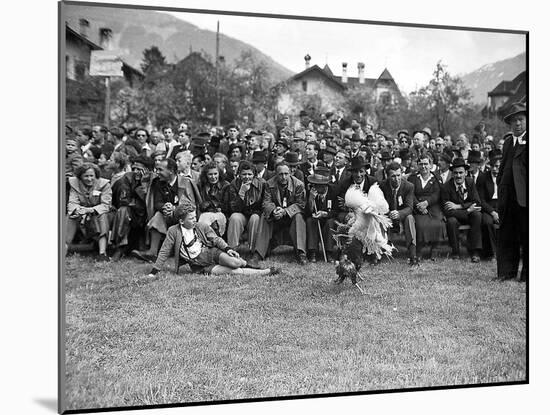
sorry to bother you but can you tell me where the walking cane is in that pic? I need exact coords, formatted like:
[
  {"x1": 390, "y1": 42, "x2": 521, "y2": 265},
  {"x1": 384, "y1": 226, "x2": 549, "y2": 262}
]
[{"x1": 314, "y1": 199, "x2": 328, "y2": 262}]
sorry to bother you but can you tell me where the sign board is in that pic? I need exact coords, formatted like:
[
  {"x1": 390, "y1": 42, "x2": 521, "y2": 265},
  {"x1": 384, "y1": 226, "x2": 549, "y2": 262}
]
[{"x1": 89, "y1": 50, "x2": 123, "y2": 77}]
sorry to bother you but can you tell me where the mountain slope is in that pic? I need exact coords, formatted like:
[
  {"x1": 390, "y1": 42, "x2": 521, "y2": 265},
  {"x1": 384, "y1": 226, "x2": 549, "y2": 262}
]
[
  {"x1": 460, "y1": 52, "x2": 526, "y2": 104},
  {"x1": 65, "y1": 4, "x2": 293, "y2": 83}
]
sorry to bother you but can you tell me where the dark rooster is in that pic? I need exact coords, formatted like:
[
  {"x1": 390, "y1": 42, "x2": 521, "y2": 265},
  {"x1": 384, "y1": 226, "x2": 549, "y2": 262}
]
[{"x1": 332, "y1": 223, "x2": 366, "y2": 294}]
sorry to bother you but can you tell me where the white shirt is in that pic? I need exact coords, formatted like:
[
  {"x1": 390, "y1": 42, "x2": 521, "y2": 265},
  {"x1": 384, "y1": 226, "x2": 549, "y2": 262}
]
[
  {"x1": 420, "y1": 174, "x2": 431, "y2": 189},
  {"x1": 440, "y1": 170, "x2": 450, "y2": 183},
  {"x1": 513, "y1": 131, "x2": 527, "y2": 146},
  {"x1": 180, "y1": 226, "x2": 202, "y2": 260},
  {"x1": 492, "y1": 175, "x2": 498, "y2": 200},
  {"x1": 350, "y1": 179, "x2": 365, "y2": 192},
  {"x1": 455, "y1": 182, "x2": 467, "y2": 200}
]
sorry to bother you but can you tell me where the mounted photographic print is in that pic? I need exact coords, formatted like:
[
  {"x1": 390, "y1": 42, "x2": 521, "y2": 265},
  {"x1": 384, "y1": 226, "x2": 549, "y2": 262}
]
[{"x1": 59, "y1": 0, "x2": 528, "y2": 413}]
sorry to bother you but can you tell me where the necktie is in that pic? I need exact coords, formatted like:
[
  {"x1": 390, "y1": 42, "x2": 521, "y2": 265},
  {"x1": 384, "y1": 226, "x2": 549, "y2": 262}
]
[
  {"x1": 335, "y1": 170, "x2": 340, "y2": 182},
  {"x1": 393, "y1": 188, "x2": 398, "y2": 209},
  {"x1": 457, "y1": 185, "x2": 464, "y2": 201}
]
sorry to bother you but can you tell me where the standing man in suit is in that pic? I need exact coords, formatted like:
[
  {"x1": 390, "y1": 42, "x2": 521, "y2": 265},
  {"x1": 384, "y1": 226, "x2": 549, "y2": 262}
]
[
  {"x1": 380, "y1": 162, "x2": 418, "y2": 265},
  {"x1": 441, "y1": 157, "x2": 483, "y2": 262},
  {"x1": 496, "y1": 103, "x2": 528, "y2": 281}
]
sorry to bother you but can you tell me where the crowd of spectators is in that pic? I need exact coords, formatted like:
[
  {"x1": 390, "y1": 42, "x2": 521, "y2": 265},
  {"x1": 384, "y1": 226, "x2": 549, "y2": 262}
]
[{"x1": 64, "y1": 110, "x2": 511, "y2": 273}]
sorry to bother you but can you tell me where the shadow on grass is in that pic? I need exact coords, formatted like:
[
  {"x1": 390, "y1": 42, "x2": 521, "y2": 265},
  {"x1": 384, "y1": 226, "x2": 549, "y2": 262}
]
[{"x1": 34, "y1": 398, "x2": 57, "y2": 412}]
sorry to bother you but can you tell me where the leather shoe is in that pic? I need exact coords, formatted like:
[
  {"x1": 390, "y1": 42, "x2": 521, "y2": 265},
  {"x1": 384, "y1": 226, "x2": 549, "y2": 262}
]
[
  {"x1": 246, "y1": 253, "x2": 262, "y2": 269},
  {"x1": 471, "y1": 255, "x2": 480, "y2": 263},
  {"x1": 131, "y1": 250, "x2": 156, "y2": 263},
  {"x1": 309, "y1": 252, "x2": 317, "y2": 263},
  {"x1": 297, "y1": 253, "x2": 307, "y2": 265}
]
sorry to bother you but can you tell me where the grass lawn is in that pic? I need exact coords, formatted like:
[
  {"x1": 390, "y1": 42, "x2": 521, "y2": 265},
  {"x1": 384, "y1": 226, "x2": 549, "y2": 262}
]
[{"x1": 63, "y1": 248, "x2": 526, "y2": 411}]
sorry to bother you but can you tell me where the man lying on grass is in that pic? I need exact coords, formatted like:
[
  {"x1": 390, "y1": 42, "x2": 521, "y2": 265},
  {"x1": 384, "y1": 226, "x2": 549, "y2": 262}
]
[{"x1": 146, "y1": 201, "x2": 279, "y2": 280}]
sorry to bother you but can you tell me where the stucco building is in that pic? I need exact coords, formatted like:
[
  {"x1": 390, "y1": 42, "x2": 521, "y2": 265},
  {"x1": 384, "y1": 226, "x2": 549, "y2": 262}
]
[{"x1": 276, "y1": 55, "x2": 404, "y2": 116}]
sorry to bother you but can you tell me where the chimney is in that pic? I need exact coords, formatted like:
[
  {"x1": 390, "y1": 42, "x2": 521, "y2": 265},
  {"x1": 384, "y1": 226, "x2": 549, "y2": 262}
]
[
  {"x1": 358, "y1": 62, "x2": 365, "y2": 84},
  {"x1": 99, "y1": 28, "x2": 113, "y2": 50},
  {"x1": 342, "y1": 62, "x2": 348, "y2": 83},
  {"x1": 79, "y1": 18, "x2": 89, "y2": 38},
  {"x1": 304, "y1": 54, "x2": 311, "y2": 69}
]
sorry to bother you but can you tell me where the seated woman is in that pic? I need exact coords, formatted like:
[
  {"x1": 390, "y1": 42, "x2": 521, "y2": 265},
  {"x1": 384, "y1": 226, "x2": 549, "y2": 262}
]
[
  {"x1": 66, "y1": 162, "x2": 113, "y2": 261},
  {"x1": 407, "y1": 154, "x2": 447, "y2": 260},
  {"x1": 197, "y1": 161, "x2": 230, "y2": 236},
  {"x1": 146, "y1": 201, "x2": 278, "y2": 279}
]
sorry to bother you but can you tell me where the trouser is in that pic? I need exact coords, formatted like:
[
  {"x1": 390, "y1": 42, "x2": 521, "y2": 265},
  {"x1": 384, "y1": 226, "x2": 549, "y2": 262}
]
[
  {"x1": 226, "y1": 212, "x2": 261, "y2": 250},
  {"x1": 445, "y1": 210, "x2": 482, "y2": 254},
  {"x1": 110, "y1": 206, "x2": 146, "y2": 248},
  {"x1": 481, "y1": 213, "x2": 498, "y2": 258},
  {"x1": 306, "y1": 217, "x2": 336, "y2": 255},
  {"x1": 255, "y1": 213, "x2": 306, "y2": 259},
  {"x1": 497, "y1": 200, "x2": 527, "y2": 280},
  {"x1": 389, "y1": 214, "x2": 416, "y2": 258}
]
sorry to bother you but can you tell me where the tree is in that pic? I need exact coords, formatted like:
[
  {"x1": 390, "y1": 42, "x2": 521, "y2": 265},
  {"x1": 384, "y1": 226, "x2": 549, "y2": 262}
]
[
  {"x1": 141, "y1": 46, "x2": 167, "y2": 76},
  {"x1": 228, "y1": 50, "x2": 279, "y2": 128},
  {"x1": 420, "y1": 61, "x2": 472, "y2": 136}
]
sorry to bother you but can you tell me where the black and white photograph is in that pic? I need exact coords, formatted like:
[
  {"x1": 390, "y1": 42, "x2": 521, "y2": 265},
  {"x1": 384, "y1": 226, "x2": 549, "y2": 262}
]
[{"x1": 55, "y1": 0, "x2": 533, "y2": 413}]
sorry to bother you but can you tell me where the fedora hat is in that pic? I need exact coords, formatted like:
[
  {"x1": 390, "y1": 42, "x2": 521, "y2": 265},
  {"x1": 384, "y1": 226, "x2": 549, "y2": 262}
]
[
  {"x1": 308, "y1": 167, "x2": 331, "y2": 185},
  {"x1": 284, "y1": 152, "x2": 301, "y2": 166},
  {"x1": 251, "y1": 150, "x2": 268, "y2": 163},
  {"x1": 450, "y1": 157, "x2": 469, "y2": 170},
  {"x1": 349, "y1": 156, "x2": 370, "y2": 171},
  {"x1": 502, "y1": 102, "x2": 527, "y2": 124},
  {"x1": 467, "y1": 150, "x2": 482, "y2": 164},
  {"x1": 350, "y1": 133, "x2": 362, "y2": 142}
]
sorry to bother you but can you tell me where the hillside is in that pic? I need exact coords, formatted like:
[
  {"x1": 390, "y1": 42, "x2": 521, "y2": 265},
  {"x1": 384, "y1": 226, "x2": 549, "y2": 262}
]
[
  {"x1": 460, "y1": 52, "x2": 526, "y2": 104},
  {"x1": 64, "y1": 4, "x2": 293, "y2": 83}
]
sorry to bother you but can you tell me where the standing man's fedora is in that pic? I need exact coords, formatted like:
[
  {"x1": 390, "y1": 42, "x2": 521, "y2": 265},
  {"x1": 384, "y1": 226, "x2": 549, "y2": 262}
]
[{"x1": 502, "y1": 102, "x2": 527, "y2": 124}]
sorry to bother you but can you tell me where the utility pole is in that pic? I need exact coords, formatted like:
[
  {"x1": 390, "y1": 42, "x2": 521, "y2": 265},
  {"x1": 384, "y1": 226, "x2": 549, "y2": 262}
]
[
  {"x1": 104, "y1": 77, "x2": 111, "y2": 128},
  {"x1": 215, "y1": 21, "x2": 221, "y2": 126}
]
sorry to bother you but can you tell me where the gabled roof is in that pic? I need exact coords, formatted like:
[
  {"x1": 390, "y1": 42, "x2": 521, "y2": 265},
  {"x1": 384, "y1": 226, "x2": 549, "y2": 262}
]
[
  {"x1": 497, "y1": 72, "x2": 526, "y2": 116},
  {"x1": 291, "y1": 64, "x2": 346, "y2": 90},
  {"x1": 488, "y1": 71, "x2": 526, "y2": 97},
  {"x1": 322, "y1": 64, "x2": 333, "y2": 76},
  {"x1": 377, "y1": 68, "x2": 395, "y2": 81}
]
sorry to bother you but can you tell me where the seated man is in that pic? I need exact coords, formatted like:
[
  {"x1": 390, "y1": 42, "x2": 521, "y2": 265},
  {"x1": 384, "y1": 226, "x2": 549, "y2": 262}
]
[
  {"x1": 146, "y1": 201, "x2": 277, "y2": 280},
  {"x1": 132, "y1": 158, "x2": 180, "y2": 262},
  {"x1": 440, "y1": 157, "x2": 483, "y2": 262},
  {"x1": 226, "y1": 161, "x2": 266, "y2": 263},
  {"x1": 379, "y1": 162, "x2": 417, "y2": 265},
  {"x1": 256, "y1": 162, "x2": 307, "y2": 265},
  {"x1": 110, "y1": 155, "x2": 154, "y2": 260},
  {"x1": 305, "y1": 167, "x2": 339, "y2": 263}
]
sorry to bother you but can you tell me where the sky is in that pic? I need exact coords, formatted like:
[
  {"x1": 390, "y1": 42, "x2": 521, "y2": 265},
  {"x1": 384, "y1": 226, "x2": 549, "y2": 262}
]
[{"x1": 167, "y1": 11, "x2": 525, "y2": 93}]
